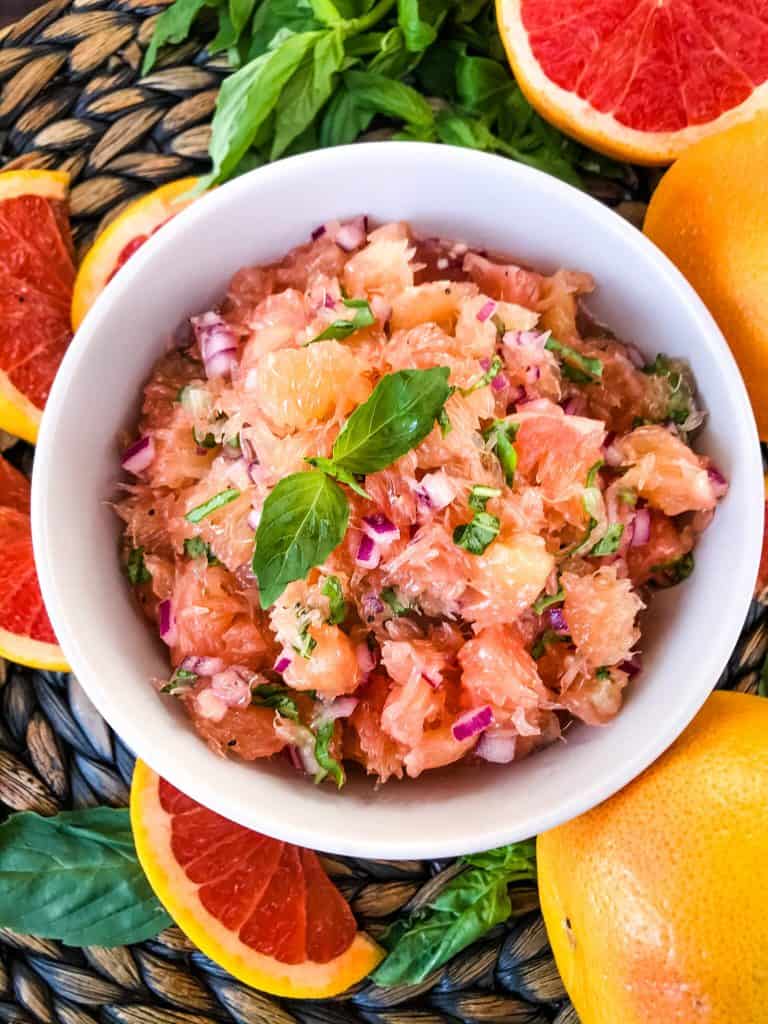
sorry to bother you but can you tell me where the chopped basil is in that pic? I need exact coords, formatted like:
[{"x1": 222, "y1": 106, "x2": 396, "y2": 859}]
[
  {"x1": 532, "y1": 587, "x2": 564, "y2": 614},
  {"x1": 125, "y1": 546, "x2": 151, "y2": 585},
  {"x1": 460, "y1": 355, "x2": 503, "y2": 395},
  {"x1": 438, "y1": 407, "x2": 452, "y2": 437},
  {"x1": 585, "y1": 460, "x2": 603, "y2": 489},
  {"x1": 381, "y1": 587, "x2": 410, "y2": 617},
  {"x1": 192, "y1": 426, "x2": 218, "y2": 449},
  {"x1": 294, "y1": 628, "x2": 317, "y2": 659},
  {"x1": 468, "y1": 484, "x2": 502, "y2": 513},
  {"x1": 532, "y1": 630, "x2": 569, "y2": 660},
  {"x1": 251, "y1": 683, "x2": 299, "y2": 721},
  {"x1": 183, "y1": 537, "x2": 219, "y2": 564},
  {"x1": 307, "y1": 297, "x2": 375, "y2": 344},
  {"x1": 322, "y1": 575, "x2": 347, "y2": 625},
  {"x1": 313, "y1": 720, "x2": 345, "y2": 788},
  {"x1": 225, "y1": 435, "x2": 241, "y2": 450},
  {"x1": 185, "y1": 488, "x2": 240, "y2": 523},
  {"x1": 453, "y1": 511, "x2": 500, "y2": 555},
  {"x1": 650, "y1": 552, "x2": 695, "y2": 588},
  {"x1": 643, "y1": 354, "x2": 696, "y2": 427},
  {"x1": 160, "y1": 668, "x2": 197, "y2": 696},
  {"x1": 595, "y1": 666, "x2": 611, "y2": 680},
  {"x1": 484, "y1": 420, "x2": 519, "y2": 486},
  {"x1": 589, "y1": 523, "x2": 624, "y2": 556},
  {"x1": 545, "y1": 337, "x2": 603, "y2": 383}
]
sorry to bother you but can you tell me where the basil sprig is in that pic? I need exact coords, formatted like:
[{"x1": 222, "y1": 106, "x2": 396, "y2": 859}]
[
  {"x1": 307, "y1": 297, "x2": 375, "y2": 344},
  {"x1": 253, "y1": 368, "x2": 451, "y2": 606},
  {"x1": 0, "y1": 809, "x2": 171, "y2": 946},
  {"x1": 373, "y1": 841, "x2": 536, "y2": 986}
]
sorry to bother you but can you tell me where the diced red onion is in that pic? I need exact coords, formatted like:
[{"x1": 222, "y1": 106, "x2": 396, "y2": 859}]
[
  {"x1": 361, "y1": 593, "x2": 384, "y2": 619},
  {"x1": 476, "y1": 300, "x2": 496, "y2": 323},
  {"x1": 480, "y1": 357, "x2": 491, "y2": 371},
  {"x1": 510, "y1": 385, "x2": 526, "y2": 405},
  {"x1": 247, "y1": 508, "x2": 261, "y2": 531},
  {"x1": 179, "y1": 655, "x2": 225, "y2": 677},
  {"x1": 631, "y1": 508, "x2": 651, "y2": 546},
  {"x1": 419, "y1": 471, "x2": 454, "y2": 511},
  {"x1": 503, "y1": 329, "x2": 548, "y2": 349},
  {"x1": 452, "y1": 705, "x2": 493, "y2": 741},
  {"x1": 315, "y1": 696, "x2": 359, "y2": 726},
  {"x1": 335, "y1": 216, "x2": 366, "y2": 252},
  {"x1": 239, "y1": 435, "x2": 256, "y2": 462},
  {"x1": 324, "y1": 292, "x2": 336, "y2": 309},
  {"x1": 158, "y1": 600, "x2": 177, "y2": 646},
  {"x1": 274, "y1": 653, "x2": 291, "y2": 674},
  {"x1": 356, "y1": 642, "x2": 377, "y2": 677},
  {"x1": 121, "y1": 435, "x2": 155, "y2": 475},
  {"x1": 476, "y1": 728, "x2": 517, "y2": 764},
  {"x1": 247, "y1": 460, "x2": 265, "y2": 486},
  {"x1": 205, "y1": 351, "x2": 237, "y2": 379},
  {"x1": 563, "y1": 396, "x2": 587, "y2": 416},
  {"x1": 421, "y1": 670, "x2": 443, "y2": 689},
  {"x1": 311, "y1": 224, "x2": 326, "y2": 241},
  {"x1": 195, "y1": 688, "x2": 227, "y2": 722},
  {"x1": 356, "y1": 534, "x2": 381, "y2": 569},
  {"x1": 547, "y1": 607, "x2": 568, "y2": 633},
  {"x1": 620, "y1": 654, "x2": 643, "y2": 678},
  {"x1": 491, "y1": 372, "x2": 508, "y2": 393},
  {"x1": 191, "y1": 311, "x2": 238, "y2": 379},
  {"x1": 211, "y1": 669, "x2": 251, "y2": 707},
  {"x1": 287, "y1": 745, "x2": 303, "y2": 771},
  {"x1": 362, "y1": 514, "x2": 400, "y2": 545},
  {"x1": 526, "y1": 364, "x2": 541, "y2": 383},
  {"x1": 708, "y1": 465, "x2": 728, "y2": 497}
]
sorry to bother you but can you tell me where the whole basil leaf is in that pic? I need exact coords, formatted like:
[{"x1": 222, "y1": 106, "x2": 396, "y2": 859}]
[
  {"x1": 308, "y1": 0, "x2": 343, "y2": 23},
  {"x1": 373, "y1": 841, "x2": 536, "y2": 986},
  {"x1": 397, "y1": 0, "x2": 437, "y2": 51},
  {"x1": 271, "y1": 28, "x2": 348, "y2": 158},
  {"x1": 253, "y1": 469, "x2": 349, "y2": 607},
  {"x1": 456, "y1": 53, "x2": 511, "y2": 112},
  {"x1": 319, "y1": 86, "x2": 374, "y2": 146},
  {"x1": 0, "y1": 809, "x2": 171, "y2": 946},
  {"x1": 229, "y1": 0, "x2": 258, "y2": 37},
  {"x1": 343, "y1": 69, "x2": 435, "y2": 128},
  {"x1": 331, "y1": 367, "x2": 451, "y2": 475},
  {"x1": 142, "y1": 0, "x2": 209, "y2": 74},
  {"x1": 249, "y1": 0, "x2": 323, "y2": 58},
  {"x1": 202, "y1": 30, "x2": 323, "y2": 187}
]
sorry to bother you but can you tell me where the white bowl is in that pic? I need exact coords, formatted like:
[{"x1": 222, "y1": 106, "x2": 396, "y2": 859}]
[{"x1": 33, "y1": 143, "x2": 763, "y2": 858}]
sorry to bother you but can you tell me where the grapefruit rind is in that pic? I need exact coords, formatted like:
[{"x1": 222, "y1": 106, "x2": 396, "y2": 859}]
[
  {"x1": 0, "y1": 169, "x2": 69, "y2": 202},
  {"x1": 71, "y1": 178, "x2": 199, "y2": 330},
  {"x1": 0, "y1": 374, "x2": 41, "y2": 444},
  {"x1": 0, "y1": 627, "x2": 68, "y2": 672},
  {"x1": 130, "y1": 760, "x2": 384, "y2": 998},
  {"x1": 495, "y1": 0, "x2": 768, "y2": 164}
]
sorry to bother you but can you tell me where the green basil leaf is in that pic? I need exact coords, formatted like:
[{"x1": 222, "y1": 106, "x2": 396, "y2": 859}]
[
  {"x1": 331, "y1": 367, "x2": 451, "y2": 475},
  {"x1": 322, "y1": 575, "x2": 348, "y2": 625},
  {"x1": 343, "y1": 69, "x2": 435, "y2": 128},
  {"x1": 589, "y1": 523, "x2": 624, "y2": 556},
  {"x1": 308, "y1": 0, "x2": 343, "y2": 23},
  {"x1": 460, "y1": 355, "x2": 503, "y2": 395},
  {"x1": 0, "y1": 809, "x2": 171, "y2": 946},
  {"x1": 271, "y1": 28, "x2": 348, "y2": 159},
  {"x1": 307, "y1": 296, "x2": 375, "y2": 343},
  {"x1": 532, "y1": 587, "x2": 563, "y2": 614},
  {"x1": 184, "y1": 537, "x2": 220, "y2": 564},
  {"x1": 208, "y1": 8, "x2": 238, "y2": 55},
  {"x1": 142, "y1": 0, "x2": 208, "y2": 74},
  {"x1": 468, "y1": 484, "x2": 501, "y2": 513},
  {"x1": 319, "y1": 86, "x2": 374, "y2": 146},
  {"x1": 438, "y1": 407, "x2": 452, "y2": 437},
  {"x1": 484, "y1": 420, "x2": 519, "y2": 486},
  {"x1": 192, "y1": 426, "x2": 218, "y2": 448},
  {"x1": 125, "y1": 546, "x2": 151, "y2": 585},
  {"x1": 650, "y1": 552, "x2": 695, "y2": 588},
  {"x1": 397, "y1": 0, "x2": 437, "y2": 51},
  {"x1": 306, "y1": 456, "x2": 371, "y2": 499},
  {"x1": 202, "y1": 30, "x2": 323, "y2": 187},
  {"x1": 545, "y1": 336, "x2": 603, "y2": 382},
  {"x1": 252, "y1": 683, "x2": 300, "y2": 720},
  {"x1": 185, "y1": 488, "x2": 240, "y2": 523},
  {"x1": 453, "y1": 511, "x2": 499, "y2": 555},
  {"x1": 230, "y1": 0, "x2": 258, "y2": 37},
  {"x1": 249, "y1": 0, "x2": 323, "y2": 58},
  {"x1": 253, "y1": 470, "x2": 349, "y2": 607},
  {"x1": 415, "y1": 39, "x2": 462, "y2": 99},
  {"x1": 314, "y1": 720, "x2": 345, "y2": 787},
  {"x1": 381, "y1": 587, "x2": 410, "y2": 617},
  {"x1": 456, "y1": 54, "x2": 511, "y2": 113},
  {"x1": 596, "y1": 666, "x2": 611, "y2": 680},
  {"x1": 462, "y1": 840, "x2": 536, "y2": 874},
  {"x1": 160, "y1": 667, "x2": 198, "y2": 696}
]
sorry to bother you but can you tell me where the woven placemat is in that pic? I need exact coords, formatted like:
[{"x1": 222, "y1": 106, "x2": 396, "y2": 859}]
[{"x1": 1, "y1": 4, "x2": 767, "y2": 1022}]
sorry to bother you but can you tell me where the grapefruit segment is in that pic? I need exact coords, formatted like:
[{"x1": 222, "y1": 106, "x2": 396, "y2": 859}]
[
  {"x1": 0, "y1": 169, "x2": 75, "y2": 443},
  {"x1": 130, "y1": 761, "x2": 383, "y2": 997},
  {"x1": 71, "y1": 178, "x2": 199, "y2": 330},
  {"x1": 496, "y1": 0, "x2": 768, "y2": 163},
  {"x1": 0, "y1": 457, "x2": 67, "y2": 670}
]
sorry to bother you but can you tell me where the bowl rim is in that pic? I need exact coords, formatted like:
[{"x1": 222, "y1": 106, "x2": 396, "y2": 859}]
[{"x1": 32, "y1": 142, "x2": 764, "y2": 857}]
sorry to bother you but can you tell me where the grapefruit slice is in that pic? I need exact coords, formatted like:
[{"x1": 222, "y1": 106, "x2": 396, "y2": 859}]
[
  {"x1": 0, "y1": 456, "x2": 67, "y2": 671},
  {"x1": 0, "y1": 169, "x2": 75, "y2": 444},
  {"x1": 496, "y1": 0, "x2": 768, "y2": 163},
  {"x1": 130, "y1": 760, "x2": 383, "y2": 997},
  {"x1": 71, "y1": 179, "x2": 199, "y2": 330}
]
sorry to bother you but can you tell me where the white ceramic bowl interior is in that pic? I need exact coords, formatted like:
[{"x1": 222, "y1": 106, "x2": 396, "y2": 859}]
[{"x1": 33, "y1": 143, "x2": 764, "y2": 858}]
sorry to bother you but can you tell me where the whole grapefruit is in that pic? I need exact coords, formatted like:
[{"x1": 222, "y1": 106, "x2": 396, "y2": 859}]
[
  {"x1": 644, "y1": 114, "x2": 768, "y2": 440},
  {"x1": 538, "y1": 691, "x2": 768, "y2": 1024}
]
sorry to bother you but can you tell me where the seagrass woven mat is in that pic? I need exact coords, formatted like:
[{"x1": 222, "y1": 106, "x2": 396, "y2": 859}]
[{"x1": 1, "y1": 3, "x2": 767, "y2": 1022}]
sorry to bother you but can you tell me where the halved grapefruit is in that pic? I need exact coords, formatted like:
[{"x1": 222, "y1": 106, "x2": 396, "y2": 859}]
[
  {"x1": 496, "y1": 0, "x2": 768, "y2": 163},
  {"x1": 130, "y1": 760, "x2": 383, "y2": 997},
  {"x1": 0, "y1": 455, "x2": 68, "y2": 671},
  {"x1": 0, "y1": 169, "x2": 75, "y2": 444},
  {"x1": 71, "y1": 179, "x2": 199, "y2": 330}
]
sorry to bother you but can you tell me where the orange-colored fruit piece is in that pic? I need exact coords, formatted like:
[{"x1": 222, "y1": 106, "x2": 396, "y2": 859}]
[
  {"x1": 0, "y1": 169, "x2": 74, "y2": 444},
  {"x1": 0, "y1": 455, "x2": 67, "y2": 670},
  {"x1": 644, "y1": 114, "x2": 768, "y2": 439},
  {"x1": 71, "y1": 178, "x2": 199, "y2": 330},
  {"x1": 496, "y1": 0, "x2": 768, "y2": 164},
  {"x1": 538, "y1": 691, "x2": 768, "y2": 1024},
  {"x1": 130, "y1": 760, "x2": 383, "y2": 997}
]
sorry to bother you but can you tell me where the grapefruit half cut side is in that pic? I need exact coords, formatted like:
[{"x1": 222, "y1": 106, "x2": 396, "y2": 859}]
[
  {"x1": 497, "y1": 0, "x2": 768, "y2": 163},
  {"x1": 130, "y1": 760, "x2": 383, "y2": 998},
  {"x1": 0, "y1": 169, "x2": 75, "y2": 443},
  {"x1": 71, "y1": 178, "x2": 200, "y2": 330}
]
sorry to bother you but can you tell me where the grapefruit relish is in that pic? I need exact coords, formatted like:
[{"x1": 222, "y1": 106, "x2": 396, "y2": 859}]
[{"x1": 116, "y1": 219, "x2": 726, "y2": 785}]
